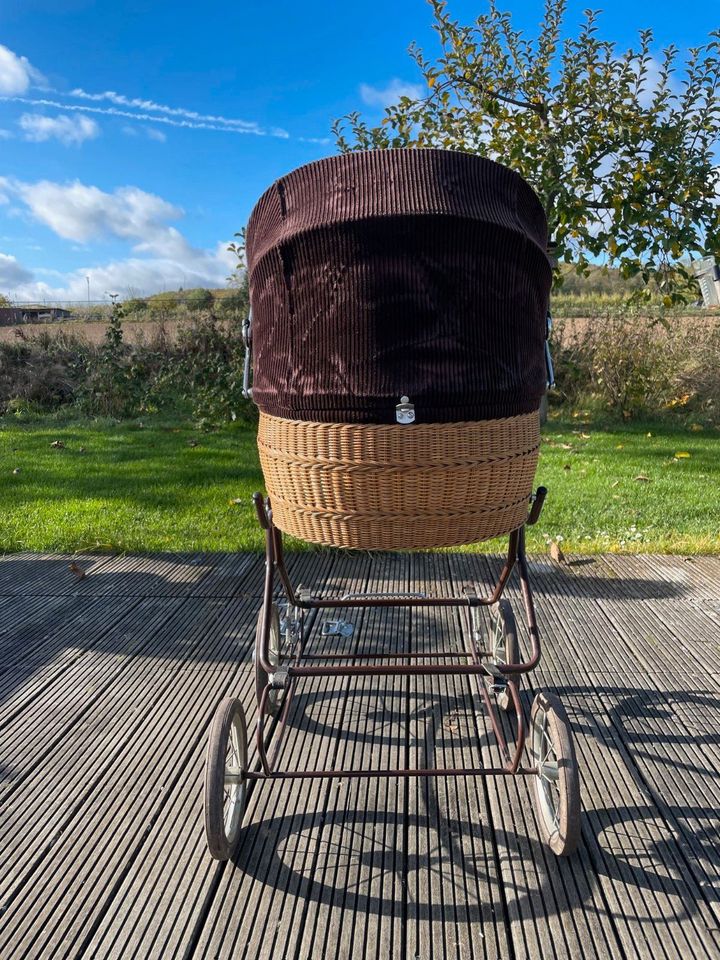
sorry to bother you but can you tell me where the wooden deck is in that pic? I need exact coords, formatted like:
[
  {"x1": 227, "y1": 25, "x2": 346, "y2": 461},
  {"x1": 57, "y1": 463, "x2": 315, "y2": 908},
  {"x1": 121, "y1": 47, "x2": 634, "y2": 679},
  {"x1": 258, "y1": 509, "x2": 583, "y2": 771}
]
[{"x1": 0, "y1": 550, "x2": 719, "y2": 960}]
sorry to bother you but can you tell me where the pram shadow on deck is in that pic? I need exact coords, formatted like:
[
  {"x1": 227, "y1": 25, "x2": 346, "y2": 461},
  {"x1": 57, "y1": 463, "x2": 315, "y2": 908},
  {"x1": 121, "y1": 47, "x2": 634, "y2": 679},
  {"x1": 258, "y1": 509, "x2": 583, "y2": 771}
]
[
  {"x1": 230, "y1": 678, "x2": 719, "y2": 935},
  {"x1": 232, "y1": 802, "x2": 718, "y2": 924}
]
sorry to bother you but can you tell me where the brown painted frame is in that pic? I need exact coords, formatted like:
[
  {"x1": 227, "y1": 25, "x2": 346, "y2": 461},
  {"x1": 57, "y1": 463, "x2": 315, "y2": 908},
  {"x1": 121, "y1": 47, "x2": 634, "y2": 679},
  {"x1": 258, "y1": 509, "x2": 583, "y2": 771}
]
[{"x1": 248, "y1": 488, "x2": 547, "y2": 783}]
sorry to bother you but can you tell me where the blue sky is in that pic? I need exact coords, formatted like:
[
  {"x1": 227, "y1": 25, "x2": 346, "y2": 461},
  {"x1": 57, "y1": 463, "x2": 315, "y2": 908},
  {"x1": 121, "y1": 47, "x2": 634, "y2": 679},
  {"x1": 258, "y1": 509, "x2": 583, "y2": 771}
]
[{"x1": 0, "y1": 0, "x2": 717, "y2": 303}]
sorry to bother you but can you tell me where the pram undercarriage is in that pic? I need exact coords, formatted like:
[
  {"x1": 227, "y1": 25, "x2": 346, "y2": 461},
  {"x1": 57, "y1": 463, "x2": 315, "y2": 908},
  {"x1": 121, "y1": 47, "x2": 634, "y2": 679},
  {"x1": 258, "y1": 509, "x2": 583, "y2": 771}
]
[{"x1": 204, "y1": 487, "x2": 581, "y2": 862}]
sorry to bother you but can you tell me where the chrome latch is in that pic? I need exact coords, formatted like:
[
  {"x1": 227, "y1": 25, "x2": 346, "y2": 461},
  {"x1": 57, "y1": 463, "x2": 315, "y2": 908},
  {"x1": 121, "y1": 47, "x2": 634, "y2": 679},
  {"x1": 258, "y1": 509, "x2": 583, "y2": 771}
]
[
  {"x1": 321, "y1": 619, "x2": 354, "y2": 638},
  {"x1": 395, "y1": 396, "x2": 415, "y2": 424}
]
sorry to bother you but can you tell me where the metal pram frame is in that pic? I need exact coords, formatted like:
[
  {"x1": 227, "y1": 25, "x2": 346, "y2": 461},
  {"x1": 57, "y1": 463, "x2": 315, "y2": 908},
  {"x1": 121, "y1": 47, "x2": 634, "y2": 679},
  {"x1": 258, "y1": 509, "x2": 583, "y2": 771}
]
[{"x1": 203, "y1": 485, "x2": 582, "y2": 863}]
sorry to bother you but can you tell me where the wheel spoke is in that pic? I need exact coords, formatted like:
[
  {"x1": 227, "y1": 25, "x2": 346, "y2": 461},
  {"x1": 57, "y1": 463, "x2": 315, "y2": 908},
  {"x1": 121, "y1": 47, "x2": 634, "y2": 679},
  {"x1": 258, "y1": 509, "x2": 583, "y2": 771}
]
[
  {"x1": 533, "y1": 708, "x2": 562, "y2": 835},
  {"x1": 223, "y1": 720, "x2": 246, "y2": 826},
  {"x1": 539, "y1": 761, "x2": 559, "y2": 782},
  {"x1": 540, "y1": 726, "x2": 554, "y2": 754},
  {"x1": 493, "y1": 616, "x2": 505, "y2": 663},
  {"x1": 223, "y1": 736, "x2": 246, "y2": 827},
  {"x1": 529, "y1": 694, "x2": 580, "y2": 855}
]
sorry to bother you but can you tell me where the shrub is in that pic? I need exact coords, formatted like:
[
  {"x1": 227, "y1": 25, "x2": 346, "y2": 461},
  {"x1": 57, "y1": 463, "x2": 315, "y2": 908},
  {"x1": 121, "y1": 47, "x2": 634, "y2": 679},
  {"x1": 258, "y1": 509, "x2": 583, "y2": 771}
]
[
  {"x1": 174, "y1": 312, "x2": 254, "y2": 426},
  {"x1": 186, "y1": 288, "x2": 214, "y2": 312},
  {"x1": 550, "y1": 312, "x2": 720, "y2": 422},
  {"x1": 671, "y1": 317, "x2": 720, "y2": 420},
  {"x1": 147, "y1": 292, "x2": 179, "y2": 320},
  {"x1": 124, "y1": 297, "x2": 148, "y2": 315},
  {"x1": 590, "y1": 315, "x2": 675, "y2": 415},
  {"x1": 0, "y1": 329, "x2": 90, "y2": 414},
  {"x1": 0, "y1": 304, "x2": 248, "y2": 424},
  {"x1": 216, "y1": 288, "x2": 249, "y2": 320},
  {"x1": 78, "y1": 305, "x2": 142, "y2": 417}
]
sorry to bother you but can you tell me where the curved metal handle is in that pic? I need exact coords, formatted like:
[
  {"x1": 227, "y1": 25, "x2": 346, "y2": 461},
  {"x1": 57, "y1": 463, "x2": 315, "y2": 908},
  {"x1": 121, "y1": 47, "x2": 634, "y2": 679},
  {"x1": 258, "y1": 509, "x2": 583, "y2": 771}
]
[
  {"x1": 242, "y1": 309, "x2": 253, "y2": 399},
  {"x1": 545, "y1": 310, "x2": 555, "y2": 388}
]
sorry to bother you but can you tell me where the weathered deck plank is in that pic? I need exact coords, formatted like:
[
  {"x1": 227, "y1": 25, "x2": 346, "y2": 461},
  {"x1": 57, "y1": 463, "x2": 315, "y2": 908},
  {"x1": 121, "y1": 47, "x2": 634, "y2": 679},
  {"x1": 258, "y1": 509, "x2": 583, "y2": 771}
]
[
  {"x1": 0, "y1": 597, "x2": 255, "y2": 959},
  {"x1": 0, "y1": 550, "x2": 718, "y2": 959}
]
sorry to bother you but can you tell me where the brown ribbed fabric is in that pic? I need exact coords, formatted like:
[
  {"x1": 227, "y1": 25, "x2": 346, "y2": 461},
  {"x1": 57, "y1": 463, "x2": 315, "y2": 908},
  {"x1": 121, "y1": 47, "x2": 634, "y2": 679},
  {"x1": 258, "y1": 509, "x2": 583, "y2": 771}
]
[{"x1": 246, "y1": 148, "x2": 551, "y2": 423}]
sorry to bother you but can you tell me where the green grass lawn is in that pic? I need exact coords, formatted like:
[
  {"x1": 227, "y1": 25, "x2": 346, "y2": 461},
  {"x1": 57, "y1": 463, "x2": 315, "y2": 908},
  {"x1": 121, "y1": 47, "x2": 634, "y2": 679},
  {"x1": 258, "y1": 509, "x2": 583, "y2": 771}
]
[
  {"x1": 0, "y1": 416, "x2": 266, "y2": 554},
  {"x1": 529, "y1": 413, "x2": 718, "y2": 554},
  {"x1": 0, "y1": 412, "x2": 717, "y2": 554}
]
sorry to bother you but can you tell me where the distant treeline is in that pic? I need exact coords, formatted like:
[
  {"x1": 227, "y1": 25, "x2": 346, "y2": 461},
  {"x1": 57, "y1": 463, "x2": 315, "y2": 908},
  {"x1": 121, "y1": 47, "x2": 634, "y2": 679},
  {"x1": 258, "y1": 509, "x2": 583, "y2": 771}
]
[{"x1": 122, "y1": 285, "x2": 249, "y2": 317}]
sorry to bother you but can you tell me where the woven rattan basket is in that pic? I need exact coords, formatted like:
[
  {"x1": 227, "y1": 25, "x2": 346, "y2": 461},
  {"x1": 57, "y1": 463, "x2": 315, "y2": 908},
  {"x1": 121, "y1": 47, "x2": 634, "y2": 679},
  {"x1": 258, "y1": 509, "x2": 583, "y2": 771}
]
[{"x1": 257, "y1": 411, "x2": 540, "y2": 550}]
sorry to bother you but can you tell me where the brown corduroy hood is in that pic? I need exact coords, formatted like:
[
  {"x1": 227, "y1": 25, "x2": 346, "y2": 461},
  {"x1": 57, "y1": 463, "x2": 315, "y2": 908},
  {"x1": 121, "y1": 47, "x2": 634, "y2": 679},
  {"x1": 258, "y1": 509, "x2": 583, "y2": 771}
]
[{"x1": 246, "y1": 148, "x2": 552, "y2": 424}]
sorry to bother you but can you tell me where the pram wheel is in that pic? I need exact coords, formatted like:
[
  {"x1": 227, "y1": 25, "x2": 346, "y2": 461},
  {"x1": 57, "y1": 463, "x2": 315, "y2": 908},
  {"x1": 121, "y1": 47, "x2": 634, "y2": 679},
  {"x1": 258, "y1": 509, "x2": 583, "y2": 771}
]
[
  {"x1": 204, "y1": 697, "x2": 248, "y2": 860},
  {"x1": 255, "y1": 603, "x2": 283, "y2": 716},
  {"x1": 489, "y1": 599, "x2": 520, "y2": 712},
  {"x1": 530, "y1": 692, "x2": 581, "y2": 856}
]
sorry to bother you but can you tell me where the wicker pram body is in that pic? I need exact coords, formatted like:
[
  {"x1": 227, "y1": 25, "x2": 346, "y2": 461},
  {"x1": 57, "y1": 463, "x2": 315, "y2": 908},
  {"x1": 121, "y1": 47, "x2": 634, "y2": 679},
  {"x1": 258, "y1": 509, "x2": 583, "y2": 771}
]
[{"x1": 246, "y1": 148, "x2": 551, "y2": 549}]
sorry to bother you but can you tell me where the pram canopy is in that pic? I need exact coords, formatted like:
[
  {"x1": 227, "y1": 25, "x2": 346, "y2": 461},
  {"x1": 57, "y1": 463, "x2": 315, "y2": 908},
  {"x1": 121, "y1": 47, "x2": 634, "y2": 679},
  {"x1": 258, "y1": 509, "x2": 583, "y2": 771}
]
[{"x1": 246, "y1": 148, "x2": 552, "y2": 425}]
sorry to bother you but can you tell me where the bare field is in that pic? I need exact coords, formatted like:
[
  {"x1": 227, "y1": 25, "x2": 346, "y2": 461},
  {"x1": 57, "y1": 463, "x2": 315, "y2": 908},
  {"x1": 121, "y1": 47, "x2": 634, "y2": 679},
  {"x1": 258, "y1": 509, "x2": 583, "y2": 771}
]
[
  {"x1": 552, "y1": 312, "x2": 719, "y2": 343},
  {"x1": 0, "y1": 319, "x2": 184, "y2": 344},
  {"x1": 1, "y1": 313, "x2": 715, "y2": 348}
]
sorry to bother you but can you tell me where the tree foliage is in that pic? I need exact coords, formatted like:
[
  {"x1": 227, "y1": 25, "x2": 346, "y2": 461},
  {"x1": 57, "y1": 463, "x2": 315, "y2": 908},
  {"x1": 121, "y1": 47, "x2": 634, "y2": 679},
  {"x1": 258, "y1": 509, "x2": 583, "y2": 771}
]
[
  {"x1": 333, "y1": 0, "x2": 720, "y2": 301},
  {"x1": 186, "y1": 288, "x2": 214, "y2": 312},
  {"x1": 225, "y1": 229, "x2": 250, "y2": 319},
  {"x1": 123, "y1": 297, "x2": 148, "y2": 315}
]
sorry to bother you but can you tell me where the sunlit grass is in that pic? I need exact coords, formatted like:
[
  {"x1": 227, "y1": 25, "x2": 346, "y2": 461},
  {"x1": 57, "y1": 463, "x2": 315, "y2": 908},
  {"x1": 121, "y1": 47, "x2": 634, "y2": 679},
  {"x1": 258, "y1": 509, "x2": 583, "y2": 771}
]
[
  {"x1": 0, "y1": 415, "x2": 265, "y2": 553},
  {"x1": 0, "y1": 411, "x2": 717, "y2": 554},
  {"x1": 519, "y1": 412, "x2": 718, "y2": 555}
]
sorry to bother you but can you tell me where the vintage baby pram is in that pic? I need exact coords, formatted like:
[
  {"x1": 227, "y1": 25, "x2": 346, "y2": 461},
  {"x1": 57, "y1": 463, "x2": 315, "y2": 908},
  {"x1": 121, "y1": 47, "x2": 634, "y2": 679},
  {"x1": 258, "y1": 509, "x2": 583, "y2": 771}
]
[{"x1": 203, "y1": 148, "x2": 581, "y2": 861}]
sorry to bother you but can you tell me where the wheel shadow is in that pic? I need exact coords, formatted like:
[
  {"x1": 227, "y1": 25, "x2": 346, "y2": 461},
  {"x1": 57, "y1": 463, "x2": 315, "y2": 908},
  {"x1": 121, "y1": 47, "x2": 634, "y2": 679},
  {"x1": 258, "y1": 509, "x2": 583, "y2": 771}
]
[
  {"x1": 231, "y1": 796, "x2": 719, "y2": 938},
  {"x1": 245, "y1": 677, "x2": 720, "y2": 934}
]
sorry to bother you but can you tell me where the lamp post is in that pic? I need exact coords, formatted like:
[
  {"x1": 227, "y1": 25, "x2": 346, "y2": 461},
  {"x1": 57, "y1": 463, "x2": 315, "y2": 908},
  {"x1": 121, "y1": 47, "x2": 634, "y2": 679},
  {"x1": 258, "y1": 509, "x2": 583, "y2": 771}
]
[{"x1": 86, "y1": 276, "x2": 90, "y2": 306}]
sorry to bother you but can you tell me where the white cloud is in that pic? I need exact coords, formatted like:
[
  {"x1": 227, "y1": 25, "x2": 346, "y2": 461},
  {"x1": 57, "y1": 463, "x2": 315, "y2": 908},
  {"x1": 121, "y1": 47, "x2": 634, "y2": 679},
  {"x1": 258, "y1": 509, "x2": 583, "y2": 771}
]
[
  {"x1": 12, "y1": 179, "x2": 184, "y2": 252},
  {"x1": 19, "y1": 113, "x2": 100, "y2": 146},
  {"x1": 0, "y1": 252, "x2": 34, "y2": 287},
  {"x1": 0, "y1": 176, "x2": 238, "y2": 301},
  {"x1": 0, "y1": 128, "x2": 13, "y2": 139},
  {"x1": 133, "y1": 225, "x2": 196, "y2": 260},
  {"x1": 0, "y1": 44, "x2": 321, "y2": 142},
  {"x1": 122, "y1": 125, "x2": 166, "y2": 142},
  {"x1": 4, "y1": 95, "x2": 280, "y2": 137},
  {"x1": 69, "y1": 87, "x2": 270, "y2": 132},
  {"x1": 0, "y1": 44, "x2": 44, "y2": 96},
  {"x1": 9, "y1": 245, "x2": 236, "y2": 302},
  {"x1": 359, "y1": 78, "x2": 424, "y2": 109}
]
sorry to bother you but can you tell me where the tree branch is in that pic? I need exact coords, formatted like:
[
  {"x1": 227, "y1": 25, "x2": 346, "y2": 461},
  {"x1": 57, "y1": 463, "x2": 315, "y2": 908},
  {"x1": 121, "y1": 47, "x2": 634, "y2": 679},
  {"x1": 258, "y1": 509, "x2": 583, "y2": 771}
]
[{"x1": 459, "y1": 76, "x2": 547, "y2": 118}]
